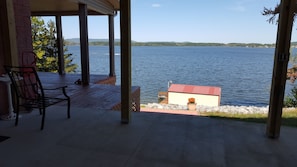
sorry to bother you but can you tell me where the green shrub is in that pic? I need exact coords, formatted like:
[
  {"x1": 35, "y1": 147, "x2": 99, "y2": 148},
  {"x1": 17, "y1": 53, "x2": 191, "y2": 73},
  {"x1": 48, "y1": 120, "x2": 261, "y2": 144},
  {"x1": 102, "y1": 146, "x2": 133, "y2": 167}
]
[{"x1": 284, "y1": 86, "x2": 297, "y2": 107}]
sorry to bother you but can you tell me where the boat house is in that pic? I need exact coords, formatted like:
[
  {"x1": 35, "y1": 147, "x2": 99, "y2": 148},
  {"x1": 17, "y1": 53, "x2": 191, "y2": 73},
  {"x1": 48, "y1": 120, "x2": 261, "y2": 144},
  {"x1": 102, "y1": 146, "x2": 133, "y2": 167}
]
[{"x1": 168, "y1": 84, "x2": 221, "y2": 107}]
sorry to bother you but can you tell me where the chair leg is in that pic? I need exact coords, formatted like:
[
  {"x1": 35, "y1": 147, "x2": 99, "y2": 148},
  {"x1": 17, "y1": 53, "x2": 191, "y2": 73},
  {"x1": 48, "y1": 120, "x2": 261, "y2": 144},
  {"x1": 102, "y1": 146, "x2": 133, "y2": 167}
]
[
  {"x1": 39, "y1": 108, "x2": 42, "y2": 115},
  {"x1": 67, "y1": 99, "x2": 70, "y2": 118},
  {"x1": 41, "y1": 108, "x2": 45, "y2": 130},
  {"x1": 15, "y1": 106, "x2": 20, "y2": 126}
]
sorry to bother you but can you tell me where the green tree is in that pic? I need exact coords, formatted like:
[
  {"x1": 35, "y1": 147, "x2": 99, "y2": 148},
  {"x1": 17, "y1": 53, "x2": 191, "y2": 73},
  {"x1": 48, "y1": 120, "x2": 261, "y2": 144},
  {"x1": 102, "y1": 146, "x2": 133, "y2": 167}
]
[
  {"x1": 31, "y1": 16, "x2": 77, "y2": 72},
  {"x1": 284, "y1": 86, "x2": 297, "y2": 107}
]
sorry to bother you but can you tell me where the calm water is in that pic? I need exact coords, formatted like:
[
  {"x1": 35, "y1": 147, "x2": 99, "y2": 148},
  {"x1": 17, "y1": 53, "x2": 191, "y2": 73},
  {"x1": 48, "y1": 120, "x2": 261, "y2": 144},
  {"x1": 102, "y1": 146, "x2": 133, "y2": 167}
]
[{"x1": 67, "y1": 45, "x2": 296, "y2": 106}]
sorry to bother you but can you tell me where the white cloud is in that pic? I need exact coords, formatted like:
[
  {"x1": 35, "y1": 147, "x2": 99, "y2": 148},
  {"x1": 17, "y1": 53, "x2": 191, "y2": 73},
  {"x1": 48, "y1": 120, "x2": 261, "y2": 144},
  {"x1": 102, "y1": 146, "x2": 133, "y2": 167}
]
[
  {"x1": 233, "y1": 5, "x2": 246, "y2": 12},
  {"x1": 228, "y1": 0, "x2": 256, "y2": 12},
  {"x1": 152, "y1": 3, "x2": 161, "y2": 8},
  {"x1": 228, "y1": 5, "x2": 246, "y2": 12}
]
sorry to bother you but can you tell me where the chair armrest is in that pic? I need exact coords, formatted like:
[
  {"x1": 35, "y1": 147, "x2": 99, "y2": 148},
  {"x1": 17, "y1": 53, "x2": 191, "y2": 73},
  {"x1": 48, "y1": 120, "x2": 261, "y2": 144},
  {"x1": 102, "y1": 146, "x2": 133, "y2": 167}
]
[
  {"x1": 43, "y1": 85, "x2": 69, "y2": 99},
  {"x1": 43, "y1": 86, "x2": 68, "y2": 90}
]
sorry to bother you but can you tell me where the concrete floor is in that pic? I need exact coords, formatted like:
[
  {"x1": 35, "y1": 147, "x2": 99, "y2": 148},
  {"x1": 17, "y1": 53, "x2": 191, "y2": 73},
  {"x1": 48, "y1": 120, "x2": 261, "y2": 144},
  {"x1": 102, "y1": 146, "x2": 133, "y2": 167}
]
[{"x1": 0, "y1": 106, "x2": 297, "y2": 167}]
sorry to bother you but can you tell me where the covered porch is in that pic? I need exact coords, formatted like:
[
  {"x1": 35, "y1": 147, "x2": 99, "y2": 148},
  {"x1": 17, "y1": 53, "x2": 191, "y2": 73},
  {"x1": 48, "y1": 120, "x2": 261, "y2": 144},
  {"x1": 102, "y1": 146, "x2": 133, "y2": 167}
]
[
  {"x1": 1, "y1": 1, "x2": 297, "y2": 165},
  {"x1": 0, "y1": 0, "x2": 296, "y2": 152},
  {"x1": 1, "y1": 0, "x2": 134, "y2": 123},
  {"x1": 1, "y1": 105, "x2": 297, "y2": 166}
]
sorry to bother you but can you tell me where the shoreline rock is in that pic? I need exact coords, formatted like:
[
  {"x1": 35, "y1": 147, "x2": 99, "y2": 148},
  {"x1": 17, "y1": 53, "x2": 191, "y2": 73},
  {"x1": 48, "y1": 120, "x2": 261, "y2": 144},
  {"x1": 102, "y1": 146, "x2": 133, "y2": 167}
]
[{"x1": 142, "y1": 103, "x2": 273, "y2": 114}]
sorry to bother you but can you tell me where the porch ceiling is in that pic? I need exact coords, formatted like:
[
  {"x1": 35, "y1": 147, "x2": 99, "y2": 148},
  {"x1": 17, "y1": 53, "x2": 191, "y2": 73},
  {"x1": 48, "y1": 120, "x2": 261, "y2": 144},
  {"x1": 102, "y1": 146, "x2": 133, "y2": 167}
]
[{"x1": 30, "y1": 0, "x2": 120, "y2": 16}]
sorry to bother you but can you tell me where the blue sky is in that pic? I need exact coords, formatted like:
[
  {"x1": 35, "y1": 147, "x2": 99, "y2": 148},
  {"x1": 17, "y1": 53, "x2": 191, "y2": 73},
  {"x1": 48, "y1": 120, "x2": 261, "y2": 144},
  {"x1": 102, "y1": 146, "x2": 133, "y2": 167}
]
[{"x1": 43, "y1": 0, "x2": 293, "y2": 44}]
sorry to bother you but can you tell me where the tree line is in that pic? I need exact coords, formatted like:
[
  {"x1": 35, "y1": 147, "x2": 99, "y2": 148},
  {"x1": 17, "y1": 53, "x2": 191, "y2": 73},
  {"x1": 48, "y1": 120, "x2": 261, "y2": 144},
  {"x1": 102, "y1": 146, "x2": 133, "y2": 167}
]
[{"x1": 65, "y1": 40, "x2": 277, "y2": 48}]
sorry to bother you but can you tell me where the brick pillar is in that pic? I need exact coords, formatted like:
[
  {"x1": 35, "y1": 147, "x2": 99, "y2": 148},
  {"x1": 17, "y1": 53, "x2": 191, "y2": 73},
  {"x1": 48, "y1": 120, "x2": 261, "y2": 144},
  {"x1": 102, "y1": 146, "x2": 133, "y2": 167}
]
[
  {"x1": 13, "y1": 0, "x2": 33, "y2": 63},
  {"x1": 0, "y1": 0, "x2": 32, "y2": 116}
]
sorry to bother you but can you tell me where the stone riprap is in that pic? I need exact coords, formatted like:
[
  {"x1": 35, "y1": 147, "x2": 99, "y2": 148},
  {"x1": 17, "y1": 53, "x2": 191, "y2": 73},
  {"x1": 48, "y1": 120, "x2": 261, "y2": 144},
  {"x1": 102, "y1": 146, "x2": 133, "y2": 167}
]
[{"x1": 142, "y1": 103, "x2": 287, "y2": 114}]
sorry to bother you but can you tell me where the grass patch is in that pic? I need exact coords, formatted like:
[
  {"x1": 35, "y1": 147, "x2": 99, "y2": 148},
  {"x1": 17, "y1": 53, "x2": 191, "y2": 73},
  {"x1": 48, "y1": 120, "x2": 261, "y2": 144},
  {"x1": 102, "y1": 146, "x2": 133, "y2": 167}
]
[
  {"x1": 202, "y1": 108, "x2": 297, "y2": 127},
  {"x1": 140, "y1": 104, "x2": 147, "y2": 108}
]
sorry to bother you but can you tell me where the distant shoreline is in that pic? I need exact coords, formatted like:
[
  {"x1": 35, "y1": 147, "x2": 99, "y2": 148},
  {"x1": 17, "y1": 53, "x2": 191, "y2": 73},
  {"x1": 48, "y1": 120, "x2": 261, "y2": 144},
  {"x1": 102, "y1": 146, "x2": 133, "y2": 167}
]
[
  {"x1": 65, "y1": 38, "x2": 297, "y2": 48},
  {"x1": 65, "y1": 40, "x2": 277, "y2": 48}
]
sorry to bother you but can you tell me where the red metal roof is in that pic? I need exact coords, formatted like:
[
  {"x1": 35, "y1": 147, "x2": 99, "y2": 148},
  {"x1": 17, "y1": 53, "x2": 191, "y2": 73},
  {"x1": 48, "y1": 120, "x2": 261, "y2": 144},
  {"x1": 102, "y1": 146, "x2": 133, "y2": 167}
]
[{"x1": 168, "y1": 84, "x2": 221, "y2": 96}]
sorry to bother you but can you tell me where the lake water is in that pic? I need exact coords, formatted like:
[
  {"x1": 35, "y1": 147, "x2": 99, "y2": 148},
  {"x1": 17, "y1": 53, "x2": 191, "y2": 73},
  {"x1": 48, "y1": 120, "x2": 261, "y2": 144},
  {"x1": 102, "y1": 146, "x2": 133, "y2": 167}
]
[{"x1": 67, "y1": 45, "x2": 296, "y2": 107}]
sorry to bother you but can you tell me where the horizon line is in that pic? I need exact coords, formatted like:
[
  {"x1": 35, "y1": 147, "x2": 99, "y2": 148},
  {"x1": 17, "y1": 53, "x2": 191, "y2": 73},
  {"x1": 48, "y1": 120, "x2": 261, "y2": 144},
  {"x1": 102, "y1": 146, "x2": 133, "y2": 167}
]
[{"x1": 65, "y1": 38, "x2": 280, "y2": 45}]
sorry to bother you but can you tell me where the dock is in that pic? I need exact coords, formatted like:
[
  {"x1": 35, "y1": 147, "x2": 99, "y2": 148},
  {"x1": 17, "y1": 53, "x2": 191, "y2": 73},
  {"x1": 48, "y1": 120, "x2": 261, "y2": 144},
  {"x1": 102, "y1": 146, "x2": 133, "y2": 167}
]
[{"x1": 158, "y1": 91, "x2": 168, "y2": 104}]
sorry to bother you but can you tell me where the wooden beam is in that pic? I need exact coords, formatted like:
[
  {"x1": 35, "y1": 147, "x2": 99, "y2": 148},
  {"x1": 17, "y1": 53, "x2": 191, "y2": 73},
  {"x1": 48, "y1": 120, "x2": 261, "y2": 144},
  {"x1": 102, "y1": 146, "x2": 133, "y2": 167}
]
[
  {"x1": 108, "y1": 14, "x2": 115, "y2": 77},
  {"x1": 120, "y1": 0, "x2": 131, "y2": 123},
  {"x1": 0, "y1": 0, "x2": 18, "y2": 66},
  {"x1": 55, "y1": 15, "x2": 65, "y2": 75},
  {"x1": 79, "y1": 3, "x2": 90, "y2": 85},
  {"x1": 266, "y1": 0, "x2": 296, "y2": 138},
  {"x1": 31, "y1": 10, "x2": 107, "y2": 16},
  {"x1": 84, "y1": 0, "x2": 117, "y2": 15}
]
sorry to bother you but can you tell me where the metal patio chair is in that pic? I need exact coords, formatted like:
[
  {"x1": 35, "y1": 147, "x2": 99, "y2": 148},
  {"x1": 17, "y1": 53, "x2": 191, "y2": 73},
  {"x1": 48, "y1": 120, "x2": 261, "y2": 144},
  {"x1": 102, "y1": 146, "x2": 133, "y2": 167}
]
[{"x1": 4, "y1": 66, "x2": 70, "y2": 130}]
